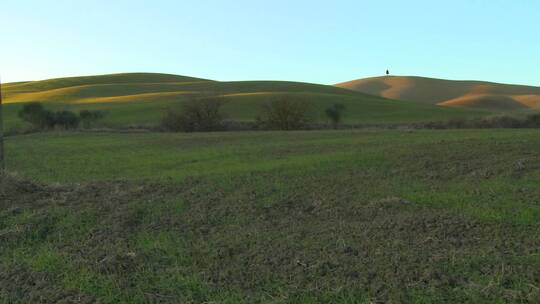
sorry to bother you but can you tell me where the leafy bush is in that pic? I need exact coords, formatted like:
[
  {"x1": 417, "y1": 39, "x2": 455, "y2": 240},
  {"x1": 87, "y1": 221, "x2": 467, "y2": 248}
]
[
  {"x1": 80, "y1": 110, "x2": 106, "y2": 128},
  {"x1": 256, "y1": 96, "x2": 313, "y2": 130},
  {"x1": 161, "y1": 96, "x2": 226, "y2": 132},
  {"x1": 325, "y1": 103, "x2": 346, "y2": 129}
]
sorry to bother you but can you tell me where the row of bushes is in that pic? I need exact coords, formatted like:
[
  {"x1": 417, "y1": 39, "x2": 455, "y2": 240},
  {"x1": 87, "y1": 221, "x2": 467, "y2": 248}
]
[
  {"x1": 161, "y1": 95, "x2": 346, "y2": 132},
  {"x1": 160, "y1": 95, "x2": 540, "y2": 132},
  {"x1": 417, "y1": 114, "x2": 540, "y2": 129},
  {"x1": 18, "y1": 103, "x2": 105, "y2": 130},
  {"x1": 16, "y1": 99, "x2": 540, "y2": 133}
]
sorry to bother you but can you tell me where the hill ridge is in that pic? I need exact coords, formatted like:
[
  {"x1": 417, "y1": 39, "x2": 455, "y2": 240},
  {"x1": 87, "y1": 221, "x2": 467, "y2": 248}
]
[
  {"x1": 5, "y1": 72, "x2": 213, "y2": 94},
  {"x1": 1, "y1": 72, "x2": 490, "y2": 132},
  {"x1": 336, "y1": 75, "x2": 540, "y2": 111}
]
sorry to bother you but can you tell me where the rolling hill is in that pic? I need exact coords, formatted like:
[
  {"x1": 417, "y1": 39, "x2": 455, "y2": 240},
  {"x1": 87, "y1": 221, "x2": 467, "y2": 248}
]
[
  {"x1": 336, "y1": 76, "x2": 540, "y2": 111},
  {"x1": 2, "y1": 73, "x2": 489, "y2": 131}
]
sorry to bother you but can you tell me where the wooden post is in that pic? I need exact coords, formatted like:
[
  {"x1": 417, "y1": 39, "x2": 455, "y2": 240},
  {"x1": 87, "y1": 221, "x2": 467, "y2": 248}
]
[{"x1": 0, "y1": 77, "x2": 5, "y2": 171}]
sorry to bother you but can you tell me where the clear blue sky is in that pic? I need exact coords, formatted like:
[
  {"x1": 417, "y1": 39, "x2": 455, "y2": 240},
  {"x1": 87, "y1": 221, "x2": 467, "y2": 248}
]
[{"x1": 1, "y1": 0, "x2": 539, "y2": 85}]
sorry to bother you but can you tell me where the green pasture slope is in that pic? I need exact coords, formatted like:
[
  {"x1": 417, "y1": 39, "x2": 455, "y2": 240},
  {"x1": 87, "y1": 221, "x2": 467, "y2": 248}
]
[
  {"x1": 2, "y1": 73, "x2": 490, "y2": 131},
  {"x1": 2, "y1": 129, "x2": 540, "y2": 303}
]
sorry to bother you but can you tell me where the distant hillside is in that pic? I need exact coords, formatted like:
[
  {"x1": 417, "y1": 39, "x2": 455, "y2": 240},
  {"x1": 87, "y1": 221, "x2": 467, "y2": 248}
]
[
  {"x1": 3, "y1": 73, "x2": 360, "y2": 105},
  {"x1": 3, "y1": 73, "x2": 210, "y2": 94},
  {"x1": 2, "y1": 73, "x2": 489, "y2": 131},
  {"x1": 336, "y1": 76, "x2": 540, "y2": 111}
]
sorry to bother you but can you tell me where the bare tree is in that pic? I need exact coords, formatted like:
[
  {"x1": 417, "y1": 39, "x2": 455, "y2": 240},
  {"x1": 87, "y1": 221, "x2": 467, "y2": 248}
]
[
  {"x1": 256, "y1": 95, "x2": 313, "y2": 130},
  {"x1": 161, "y1": 94, "x2": 226, "y2": 132}
]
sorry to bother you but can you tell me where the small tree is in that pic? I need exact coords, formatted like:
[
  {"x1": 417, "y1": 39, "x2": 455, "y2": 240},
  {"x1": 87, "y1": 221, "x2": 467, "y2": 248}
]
[
  {"x1": 256, "y1": 96, "x2": 312, "y2": 130},
  {"x1": 325, "y1": 103, "x2": 346, "y2": 129},
  {"x1": 161, "y1": 95, "x2": 226, "y2": 132},
  {"x1": 80, "y1": 110, "x2": 106, "y2": 128}
]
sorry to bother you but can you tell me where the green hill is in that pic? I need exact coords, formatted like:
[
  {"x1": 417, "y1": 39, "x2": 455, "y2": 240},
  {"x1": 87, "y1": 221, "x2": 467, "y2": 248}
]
[
  {"x1": 2, "y1": 73, "x2": 490, "y2": 131},
  {"x1": 3, "y1": 73, "x2": 209, "y2": 94}
]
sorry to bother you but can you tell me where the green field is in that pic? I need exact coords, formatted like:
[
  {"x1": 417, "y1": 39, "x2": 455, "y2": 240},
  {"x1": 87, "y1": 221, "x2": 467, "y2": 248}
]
[
  {"x1": 2, "y1": 73, "x2": 491, "y2": 132},
  {"x1": 2, "y1": 129, "x2": 539, "y2": 303}
]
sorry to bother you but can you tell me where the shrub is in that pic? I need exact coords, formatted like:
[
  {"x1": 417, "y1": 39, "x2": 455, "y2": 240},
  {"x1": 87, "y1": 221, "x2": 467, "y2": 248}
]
[
  {"x1": 18, "y1": 103, "x2": 81, "y2": 130},
  {"x1": 18, "y1": 103, "x2": 54, "y2": 129},
  {"x1": 80, "y1": 110, "x2": 106, "y2": 128},
  {"x1": 54, "y1": 111, "x2": 80, "y2": 129},
  {"x1": 418, "y1": 115, "x2": 537, "y2": 130},
  {"x1": 526, "y1": 113, "x2": 540, "y2": 127},
  {"x1": 446, "y1": 118, "x2": 468, "y2": 129},
  {"x1": 161, "y1": 95, "x2": 226, "y2": 132},
  {"x1": 325, "y1": 103, "x2": 346, "y2": 129},
  {"x1": 477, "y1": 116, "x2": 524, "y2": 128},
  {"x1": 256, "y1": 96, "x2": 313, "y2": 130}
]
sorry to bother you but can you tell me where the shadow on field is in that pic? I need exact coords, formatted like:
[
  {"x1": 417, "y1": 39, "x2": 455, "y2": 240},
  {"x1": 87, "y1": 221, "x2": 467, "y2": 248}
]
[{"x1": 1, "y1": 172, "x2": 539, "y2": 303}]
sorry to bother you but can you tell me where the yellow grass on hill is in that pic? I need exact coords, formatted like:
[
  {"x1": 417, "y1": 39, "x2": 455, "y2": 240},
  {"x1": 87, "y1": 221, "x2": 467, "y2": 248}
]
[{"x1": 336, "y1": 76, "x2": 540, "y2": 111}]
